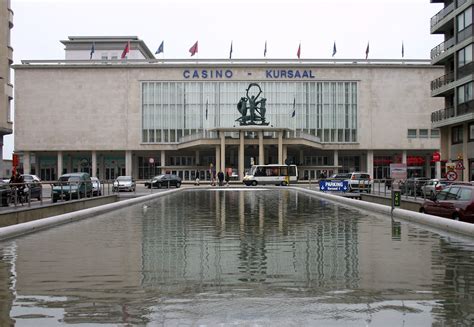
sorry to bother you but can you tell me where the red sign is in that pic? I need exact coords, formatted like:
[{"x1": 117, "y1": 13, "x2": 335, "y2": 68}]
[
  {"x1": 456, "y1": 161, "x2": 465, "y2": 170},
  {"x1": 12, "y1": 154, "x2": 19, "y2": 167},
  {"x1": 446, "y1": 171, "x2": 458, "y2": 181},
  {"x1": 432, "y1": 152, "x2": 440, "y2": 162}
]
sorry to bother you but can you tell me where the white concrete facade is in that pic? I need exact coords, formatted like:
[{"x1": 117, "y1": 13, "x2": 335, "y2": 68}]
[{"x1": 12, "y1": 38, "x2": 444, "y2": 181}]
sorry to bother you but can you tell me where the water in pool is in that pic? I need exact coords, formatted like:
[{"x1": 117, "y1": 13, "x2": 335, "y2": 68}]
[{"x1": 0, "y1": 189, "x2": 473, "y2": 326}]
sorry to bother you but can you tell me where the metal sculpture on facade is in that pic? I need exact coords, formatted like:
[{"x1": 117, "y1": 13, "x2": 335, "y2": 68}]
[{"x1": 236, "y1": 83, "x2": 269, "y2": 126}]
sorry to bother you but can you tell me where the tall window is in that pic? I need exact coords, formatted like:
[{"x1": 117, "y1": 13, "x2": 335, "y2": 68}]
[
  {"x1": 457, "y1": 7, "x2": 472, "y2": 32},
  {"x1": 458, "y1": 44, "x2": 473, "y2": 67},
  {"x1": 457, "y1": 82, "x2": 473, "y2": 104},
  {"x1": 452, "y1": 125, "x2": 464, "y2": 144},
  {"x1": 141, "y1": 81, "x2": 358, "y2": 144}
]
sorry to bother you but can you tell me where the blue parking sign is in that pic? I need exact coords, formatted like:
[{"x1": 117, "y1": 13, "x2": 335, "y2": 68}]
[{"x1": 319, "y1": 180, "x2": 349, "y2": 192}]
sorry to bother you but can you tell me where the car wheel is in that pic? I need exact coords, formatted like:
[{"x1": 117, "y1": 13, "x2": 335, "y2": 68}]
[
  {"x1": 176, "y1": 182, "x2": 181, "y2": 188},
  {"x1": 419, "y1": 207, "x2": 425, "y2": 213},
  {"x1": 452, "y1": 213, "x2": 460, "y2": 221},
  {"x1": 251, "y1": 181, "x2": 257, "y2": 186},
  {"x1": 281, "y1": 181, "x2": 288, "y2": 186},
  {"x1": 53, "y1": 197, "x2": 58, "y2": 203}
]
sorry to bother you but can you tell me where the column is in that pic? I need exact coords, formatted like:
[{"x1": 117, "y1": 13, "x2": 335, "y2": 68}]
[
  {"x1": 282, "y1": 145, "x2": 287, "y2": 164},
  {"x1": 367, "y1": 150, "x2": 374, "y2": 177},
  {"x1": 57, "y1": 151, "x2": 63, "y2": 177},
  {"x1": 91, "y1": 151, "x2": 97, "y2": 177},
  {"x1": 239, "y1": 131, "x2": 245, "y2": 180},
  {"x1": 220, "y1": 131, "x2": 226, "y2": 172},
  {"x1": 424, "y1": 154, "x2": 431, "y2": 178},
  {"x1": 402, "y1": 150, "x2": 407, "y2": 164},
  {"x1": 195, "y1": 150, "x2": 200, "y2": 165},
  {"x1": 161, "y1": 150, "x2": 166, "y2": 168},
  {"x1": 278, "y1": 131, "x2": 283, "y2": 165},
  {"x1": 125, "y1": 150, "x2": 132, "y2": 177},
  {"x1": 215, "y1": 145, "x2": 221, "y2": 176},
  {"x1": 258, "y1": 131, "x2": 264, "y2": 165},
  {"x1": 435, "y1": 154, "x2": 442, "y2": 180},
  {"x1": 23, "y1": 151, "x2": 30, "y2": 174},
  {"x1": 299, "y1": 149, "x2": 304, "y2": 166},
  {"x1": 334, "y1": 150, "x2": 339, "y2": 174},
  {"x1": 463, "y1": 123, "x2": 469, "y2": 181}
]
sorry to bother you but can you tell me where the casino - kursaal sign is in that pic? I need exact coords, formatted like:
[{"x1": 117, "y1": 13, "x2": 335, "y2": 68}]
[{"x1": 319, "y1": 180, "x2": 349, "y2": 192}]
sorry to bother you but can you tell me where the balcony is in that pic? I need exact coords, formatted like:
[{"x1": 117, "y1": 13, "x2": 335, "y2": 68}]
[
  {"x1": 431, "y1": 36, "x2": 455, "y2": 60},
  {"x1": 431, "y1": 1, "x2": 455, "y2": 28},
  {"x1": 431, "y1": 107, "x2": 455, "y2": 123},
  {"x1": 431, "y1": 71, "x2": 455, "y2": 91},
  {"x1": 4, "y1": 83, "x2": 13, "y2": 100},
  {"x1": 7, "y1": 46, "x2": 13, "y2": 65},
  {"x1": 8, "y1": 9, "x2": 13, "y2": 28}
]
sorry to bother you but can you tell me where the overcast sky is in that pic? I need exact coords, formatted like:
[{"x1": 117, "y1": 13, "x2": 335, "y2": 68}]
[{"x1": 5, "y1": 0, "x2": 444, "y2": 158}]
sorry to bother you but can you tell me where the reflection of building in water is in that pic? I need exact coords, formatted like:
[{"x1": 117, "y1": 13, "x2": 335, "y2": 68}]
[
  {"x1": 141, "y1": 190, "x2": 361, "y2": 291},
  {"x1": 0, "y1": 245, "x2": 15, "y2": 326}
]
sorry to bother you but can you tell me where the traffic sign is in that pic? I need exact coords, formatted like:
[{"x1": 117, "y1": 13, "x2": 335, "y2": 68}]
[
  {"x1": 456, "y1": 161, "x2": 465, "y2": 170},
  {"x1": 446, "y1": 170, "x2": 458, "y2": 181},
  {"x1": 149, "y1": 158, "x2": 155, "y2": 164},
  {"x1": 319, "y1": 180, "x2": 349, "y2": 192}
]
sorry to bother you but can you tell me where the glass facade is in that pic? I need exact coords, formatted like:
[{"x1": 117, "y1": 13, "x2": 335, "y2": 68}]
[{"x1": 141, "y1": 81, "x2": 358, "y2": 144}]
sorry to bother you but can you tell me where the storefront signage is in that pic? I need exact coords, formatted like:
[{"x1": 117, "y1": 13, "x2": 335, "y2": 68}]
[
  {"x1": 432, "y1": 152, "x2": 440, "y2": 162},
  {"x1": 182, "y1": 69, "x2": 315, "y2": 79},
  {"x1": 390, "y1": 163, "x2": 407, "y2": 180},
  {"x1": 319, "y1": 180, "x2": 348, "y2": 192}
]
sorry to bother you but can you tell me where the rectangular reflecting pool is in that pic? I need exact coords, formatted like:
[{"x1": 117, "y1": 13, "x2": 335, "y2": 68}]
[{"x1": 0, "y1": 189, "x2": 473, "y2": 326}]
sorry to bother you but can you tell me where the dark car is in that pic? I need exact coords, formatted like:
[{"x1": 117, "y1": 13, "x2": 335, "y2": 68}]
[
  {"x1": 145, "y1": 174, "x2": 182, "y2": 188},
  {"x1": 0, "y1": 181, "x2": 11, "y2": 207},
  {"x1": 52, "y1": 173, "x2": 93, "y2": 203},
  {"x1": 420, "y1": 185, "x2": 474, "y2": 223},
  {"x1": 21, "y1": 174, "x2": 42, "y2": 201},
  {"x1": 328, "y1": 173, "x2": 351, "y2": 180},
  {"x1": 400, "y1": 177, "x2": 430, "y2": 196}
]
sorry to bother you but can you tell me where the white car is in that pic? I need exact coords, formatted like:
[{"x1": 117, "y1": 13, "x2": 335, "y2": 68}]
[
  {"x1": 91, "y1": 177, "x2": 102, "y2": 196},
  {"x1": 346, "y1": 172, "x2": 372, "y2": 193},
  {"x1": 113, "y1": 176, "x2": 136, "y2": 192}
]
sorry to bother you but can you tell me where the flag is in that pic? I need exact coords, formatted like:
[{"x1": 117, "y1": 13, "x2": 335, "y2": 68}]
[
  {"x1": 291, "y1": 97, "x2": 296, "y2": 117},
  {"x1": 229, "y1": 41, "x2": 233, "y2": 59},
  {"x1": 365, "y1": 42, "x2": 369, "y2": 60},
  {"x1": 297, "y1": 43, "x2": 301, "y2": 59},
  {"x1": 264, "y1": 40, "x2": 267, "y2": 57},
  {"x1": 332, "y1": 41, "x2": 337, "y2": 57},
  {"x1": 402, "y1": 41, "x2": 404, "y2": 58},
  {"x1": 189, "y1": 41, "x2": 198, "y2": 56},
  {"x1": 121, "y1": 40, "x2": 130, "y2": 59},
  {"x1": 155, "y1": 41, "x2": 164, "y2": 55},
  {"x1": 205, "y1": 98, "x2": 209, "y2": 120},
  {"x1": 90, "y1": 42, "x2": 95, "y2": 60}
]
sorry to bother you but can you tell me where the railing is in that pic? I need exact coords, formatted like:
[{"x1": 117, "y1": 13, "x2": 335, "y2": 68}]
[
  {"x1": 457, "y1": 61, "x2": 474, "y2": 79},
  {"x1": 431, "y1": 71, "x2": 455, "y2": 91},
  {"x1": 458, "y1": 24, "x2": 473, "y2": 44},
  {"x1": 431, "y1": 36, "x2": 455, "y2": 59},
  {"x1": 431, "y1": 1, "x2": 455, "y2": 27},
  {"x1": 179, "y1": 130, "x2": 218, "y2": 143},
  {"x1": 458, "y1": 0, "x2": 468, "y2": 7},
  {"x1": 431, "y1": 107, "x2": 455, "y2": 122}
]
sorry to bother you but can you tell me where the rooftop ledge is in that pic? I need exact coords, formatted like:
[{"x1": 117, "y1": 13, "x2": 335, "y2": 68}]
[{"x1": 16, "y1": 58, "x2": 434, "y2": 67}]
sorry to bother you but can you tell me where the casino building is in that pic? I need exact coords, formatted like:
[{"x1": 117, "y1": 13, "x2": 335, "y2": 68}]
[{"x1": 13, "y1": 36, "x2": 443, "y2": 181}]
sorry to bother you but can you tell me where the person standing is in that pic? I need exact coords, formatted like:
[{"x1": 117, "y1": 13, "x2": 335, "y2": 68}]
[{"x1": 217, "y1": 171, "x2": 225, "y2": 186}]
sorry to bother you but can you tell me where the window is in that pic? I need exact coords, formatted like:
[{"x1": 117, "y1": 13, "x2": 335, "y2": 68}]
[
  {"x1": 457, "y1": 82, "x2": 473, "y2": 104},
  {"x1": 447, "y1": 187, "x2": 460, "y2": 200},
  {"x1": 408, "y1": 129, "x2": 417, "y2": 138},
  {"x1": 419, "y1": 129, "x2": 429, "y2": 138},
  {"x1": 457, "y1": 7, "x2": 472, "y2": 32},
  {"x1": 458, "y1": 44, "x2": 473, "y2": 67},
  {"x1": 469, "y1": 123, "x2": 474, "y2": 141},
  {"x1": 431, "y1": 129, "x2": 440, "y2": 138},
  {"x1": 458, "y1": 188, "x2": 472, "y2": 201},
  {"x1": 452, "y1": 125, "x2": 464, "y2": 144}
]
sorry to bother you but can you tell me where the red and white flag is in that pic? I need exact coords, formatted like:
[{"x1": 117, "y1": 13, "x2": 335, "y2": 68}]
[
  {"x1": 297, "y1": 43, "x2": 301, "y2": 59},
  {"x1": 121, "y1": 41, "x2": 130, "y2": 59},
  {"x1": 189, "y1": 41, "x2": 198, "y2": 56}
]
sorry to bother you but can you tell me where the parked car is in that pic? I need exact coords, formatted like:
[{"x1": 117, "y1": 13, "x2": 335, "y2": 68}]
[
  {"x1": 400, "y1": 177, "x2": 430, "y2": 196},
  {"x1": 91, "y1": 177, "x2": 102, "y2": 196},
  {"x1": 0, "y1": 181, "x2": 11, "y2": 207},
  {"x1": 113, "y1": 176, "x2": 136, "y2": 192},
  {"x1": 421, "y1": 179, "x2": 449, "y2": 197},
  {"x1": 21, "y1": 174, "x2": 42, "y2": 201},
  {"x1": 328, "y1": 173, "x2": 351, "y2": 180},
  {"x1": 52, "y1": 173, "x2": 93, "y2": 203},
  {"x1": 420, "y1": 184, "x2": 474, "y2": 223},
  {"x1": 347, "y1": 172, "x2": 372, "y2": 193},
  {"x1": 145, "y1": 174, "x2": 182, "y2": 188}
]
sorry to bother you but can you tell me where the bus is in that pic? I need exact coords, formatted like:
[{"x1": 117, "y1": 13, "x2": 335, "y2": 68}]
[{"x1": 243, "y1": 164, "x2": 298, "y2": 186}]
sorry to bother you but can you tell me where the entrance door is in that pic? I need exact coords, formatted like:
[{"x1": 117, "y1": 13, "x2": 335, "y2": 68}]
[{"x1": 40, "y1": 168, "x2": 56, "y2": 181}]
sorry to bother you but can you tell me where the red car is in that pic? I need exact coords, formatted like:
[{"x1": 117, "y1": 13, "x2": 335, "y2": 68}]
[{"x1": 419, "y1": 185, "x2": 474, "y2": 223}]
